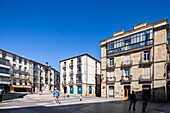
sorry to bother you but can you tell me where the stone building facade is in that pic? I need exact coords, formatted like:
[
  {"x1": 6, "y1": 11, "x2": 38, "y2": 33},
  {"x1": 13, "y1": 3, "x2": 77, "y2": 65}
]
[
  {"x1": 100, "y1": 19, "x2": 170, "y2": 102},
  {"x1": 60, "y1": 54, "x2": 101, "y2": 96}
]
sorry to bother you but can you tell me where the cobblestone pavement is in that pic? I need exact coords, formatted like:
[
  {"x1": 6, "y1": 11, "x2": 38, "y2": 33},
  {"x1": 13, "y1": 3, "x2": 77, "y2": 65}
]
[{"x1": 0, "y1": 95, "x2": 170, "y2": 113}]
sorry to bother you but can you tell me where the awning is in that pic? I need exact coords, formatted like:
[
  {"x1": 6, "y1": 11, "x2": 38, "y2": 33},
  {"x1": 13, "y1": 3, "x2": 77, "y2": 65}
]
[{"x1": 12, "y1": 85, "x2": 31, "y2": 88}]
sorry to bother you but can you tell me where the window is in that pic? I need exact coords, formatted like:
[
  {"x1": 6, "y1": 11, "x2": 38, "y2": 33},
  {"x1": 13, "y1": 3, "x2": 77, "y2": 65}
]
[
  {"x1": 20, "y1": 80, "x2": 22, "y2": 85},
  {"x1": 19, "y1": 73, "x2": 22, "y2": 77},
  {"x1": 125, "y1": 69, "x2": 130, "y2": 77},
  {"x1": 25, "y1": 81, "x2": 27, "y2": 85},
  {"x1": 2, "y1": 52, "x2": 6, "y2": 58},
  {"x1": 89, "y1": 86, "x2": 92, "y2": 94},
  {"x1": 144, "y1": 51, "x2": 150, "y2": 61},
  {"x1": 77, "y1": 57, "x2": 81, "y2": 62},
  {"x1": 13, "y1": 56, "x2": 16, "y2": 62},
  {"x1": 19, "y1": 58, "x2": 22, "y2": 63},
  {"x1": 0, "y1": 67, "x2": 9, "y2": 74},
  {"x1": 24, "y1": 67, "x2": 27, "y2": 72},
  {"x1": 125, "y1": 39, "x2": 130, "y2": 45},
  {"x1": 109, "y1": 58, "x2": 114, "y2": 66},
  {"x1": 13, "y1": 79, "x2": 16, "y2": 85},
  {"x1": 107, "y1": 29, "x2": 153, "y2": 55},
  {"x1": 19, "y1": 66, "x2": 21, "y2": 71},
  {"x1": 71, "y1": 60, "x2": 73, "y2": 64},
  {"x1": 24, "y1": 60, "x2": 27, "y2": 65}
]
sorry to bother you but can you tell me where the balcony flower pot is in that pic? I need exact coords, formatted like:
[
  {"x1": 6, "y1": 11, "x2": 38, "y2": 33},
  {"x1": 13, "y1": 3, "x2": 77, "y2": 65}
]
[
  {"x1": 121, "y1": 75, "x2": 124, "y2": 78},
  {"x1": 130, "y1": 75, "x2": 132, "y2": 78},
  {"x1": 125, "y1": 75, "x2": 128, "y2": 78},
  {"x1": 110, "y1": 77, "x2": 112, "y2": 79}
]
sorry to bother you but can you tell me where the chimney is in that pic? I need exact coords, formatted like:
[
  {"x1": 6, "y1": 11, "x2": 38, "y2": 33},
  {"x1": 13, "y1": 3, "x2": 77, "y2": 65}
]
[
  {"x1": 113, "y1": 30, "x2": 124, "y2": 37},
  {"x1": 133, "y1": 21, "x2": 147, "y2": 30},
  {"x1": 46, "y1": 62, "x2": 48, "y2": 66}
]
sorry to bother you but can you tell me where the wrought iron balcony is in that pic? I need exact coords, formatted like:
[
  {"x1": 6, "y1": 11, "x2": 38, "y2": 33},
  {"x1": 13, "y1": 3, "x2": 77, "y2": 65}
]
[
  {"x1": 140, "y1": 57, "x2": 152, "y2": 66},
  {"x1": 107, "y1": 77, "x2": 116, "y2": 83},
  {"x1": 120, "y1": 75, "x2": 132, "y2": 84},
  {"x1": 107, "y1": 63, "x2": 116, "y2": 71},
  {"x1": 139, "y1": 74, "x2": 152, "y2": 83},
  {"x1": 121, "y1": 60, "x2": 132, "y2": 68}
]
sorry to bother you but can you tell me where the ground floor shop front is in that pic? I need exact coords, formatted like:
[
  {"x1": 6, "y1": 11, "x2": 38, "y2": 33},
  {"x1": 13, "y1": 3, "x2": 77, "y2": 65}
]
[
  {"x1": 61, "y1": 84, "x2": 96, "y2": 96},
  {"x1": 10, "y1": 85, "x2": 31, "y2": 92},
  {"x1": 101, "y1": 80, "x2": 168, "y2": 102}
]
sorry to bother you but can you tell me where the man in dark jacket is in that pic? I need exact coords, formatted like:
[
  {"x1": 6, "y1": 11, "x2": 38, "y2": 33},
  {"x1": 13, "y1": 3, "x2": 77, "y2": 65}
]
[
  {"x1": 0, "y1": 87, "x2": 5, "y2": 103},
  {"x1": 129, "y1": 91, "x2": 136, "y2": 111}
]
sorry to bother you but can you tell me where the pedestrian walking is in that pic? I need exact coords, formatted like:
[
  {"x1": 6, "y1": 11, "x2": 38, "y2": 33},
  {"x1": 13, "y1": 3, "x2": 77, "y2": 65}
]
[
  {"x1": 80, "y1": 95, "x2": 82, "y2": 101},
  {"x1": 142, "y1": 93, "x2": 149, "y2": 112},
  {"x1": 53, "y1": 88, "x2": 60, "y2": 104},
  {"x1": 0, "y1": 87, "x2": 5, "y2": 103},
  {"x1": 129, "y1": 91, "x2": 137, "y2": 111}
]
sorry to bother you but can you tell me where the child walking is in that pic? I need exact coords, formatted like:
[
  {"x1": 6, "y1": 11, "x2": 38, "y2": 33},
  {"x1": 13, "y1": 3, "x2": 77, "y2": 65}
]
[{"x1": 80, "y1": 95, "x2": 82, "y2": 101}]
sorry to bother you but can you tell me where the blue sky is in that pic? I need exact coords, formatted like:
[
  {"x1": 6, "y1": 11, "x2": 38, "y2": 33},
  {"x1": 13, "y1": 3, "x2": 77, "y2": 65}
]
[{"x1": 0, "y1": 0, "x2": 170, "y2": 71}]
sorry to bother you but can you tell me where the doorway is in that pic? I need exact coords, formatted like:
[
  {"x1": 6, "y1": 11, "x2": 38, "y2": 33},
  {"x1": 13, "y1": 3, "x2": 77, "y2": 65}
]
[
  {"x1": 64, "y1": 87, "x2": 67, "y2": 94},
  {"x1": 109, "y1": 86, "x2": 114, "y2": 97},
  {"x1": 142, "y1": 85, "x2": 151, "y2": 101},
  {"x1": 167, "y1": 82, "x2": 170, "y2": 101},
  {"x1": 70, "y1": 86, "x2": 74, "y2": 94},
  {"x1": 77, "y1": 86, "x2": 82, "y2": 94},
  {"x1": 124, "y1": 86, "x2": 130, "y2": 99}
]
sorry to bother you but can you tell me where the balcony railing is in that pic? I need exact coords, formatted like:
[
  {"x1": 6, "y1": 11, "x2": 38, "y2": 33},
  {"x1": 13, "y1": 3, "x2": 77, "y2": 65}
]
[
  {"x1": 0, "y1": 58, "x2": 10, "y2": 66},
  {"x1": 63, "y1": 72, "x2": 66, "y2": 77},
  {"x1": 69, "y1": 63, "x2": 73, "y2": 68},
  {"x1": 120, "y1": 75, "x2": 132, "y2": 83},
  {"x1": 121, "y1": 60, "x2": 132, "y2": 68},
  {"x1": 13, "y1": 67, "x2": 29, "y2": 74},
  {"x1": 139, "y1": 75, "x2": 152, "y2": 83},
  {"x1": 140, "y1": 57, "x2": 152, "y2": 66},
  {"x1": 76, "y1": 80, "x2": 82, "y2": 83},
  {"x1": 62, "y1": 81, "x2": 67, "y2": 85},
  {"x1": 107, "y1": 63, "x2": 116, "y2": 71},
  {"x1": 69, "y1": 71, "x2": 73, "y2": 76},
  {"x1": 77, "y1": 62, "x2": 81, "y2": 66},
  {"x1": 68, "y1": 81, "x2": 74, "y2": 85},
  {"x1": 77, "y1": 71, "x2": 82, "y2": 75},
  {"x1": 107, "y1": 77, "x2": 116, "y2": 83},
  {"x1": 63, "y1": 64, "x2": 66, "y2": 69}
]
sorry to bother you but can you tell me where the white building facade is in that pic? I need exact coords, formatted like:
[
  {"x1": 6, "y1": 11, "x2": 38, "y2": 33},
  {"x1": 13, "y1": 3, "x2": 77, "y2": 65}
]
[
  {"x1": 60, "y1": 54, "x2": 100, "y2": 96},
  {"x1": 0, "y1": 49, "x2": 30, "y2": 92},
  {"x1": 0, "y1": 49, "x2": 59, "y2": 93}
]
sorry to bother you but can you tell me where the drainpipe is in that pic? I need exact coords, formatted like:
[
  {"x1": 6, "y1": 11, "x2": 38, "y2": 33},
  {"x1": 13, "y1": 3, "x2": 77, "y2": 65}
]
[
  {"x1": 86, "y1": 55, "x2": 88, "y2": 96},
  {"x1": 106, "y1": 44, "x2": 108, "y2": 98},
  {"x1": 152, "y1": 28, "x2": 155, "y2": 102}
]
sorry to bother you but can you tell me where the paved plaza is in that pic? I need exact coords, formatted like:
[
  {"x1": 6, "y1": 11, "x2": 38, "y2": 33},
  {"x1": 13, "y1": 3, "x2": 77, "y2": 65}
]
[{"x1": 0, "y1": 93, "x2": 170, "y2": 113}]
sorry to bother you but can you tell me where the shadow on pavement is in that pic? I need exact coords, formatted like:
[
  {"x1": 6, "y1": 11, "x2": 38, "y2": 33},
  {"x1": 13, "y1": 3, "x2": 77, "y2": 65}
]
[
  {"x1": 2, "y1": 92, "x2": 28, "y2": 101},
  {"x1": 0, "y1": 100, "x2": 168, "y2": 113}
]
